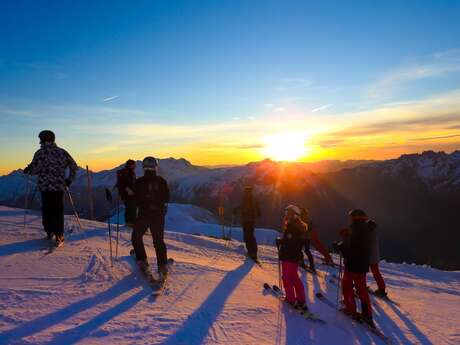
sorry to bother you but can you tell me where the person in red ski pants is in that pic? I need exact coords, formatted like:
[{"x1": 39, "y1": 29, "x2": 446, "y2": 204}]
[
  {"x1": 277, "y1": 205, "x2": 309, "y2": 311},
  {"x1": 334, "y1": 209, "x2": 374, "y2": 327},
  {"x1": 368, "y1": 220, "x2": 387, "y2": 296}
]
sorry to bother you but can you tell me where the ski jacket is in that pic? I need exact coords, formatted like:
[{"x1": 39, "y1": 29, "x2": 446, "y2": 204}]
[
  {"x1": 233, "y1": 196, "x2": 261, "y2": 223},
  {"x1": 337, "y1": 220, "x2": 372, "y2": 273},
  {"x1": 116, "y1": 167, "x2": 136, "y2": 201},
  {"x1": 134, "y1": 170, "x2": 170, "y2": 218},
  {"x1": 25, "y1": 142, "x2": 78, "y2": 192},
  {"x1": 368, "y1": 220, "x2": 380, "y2": 265},
  {"x1": 279, "y1": 217, "x2": 308, "y2": 263}
]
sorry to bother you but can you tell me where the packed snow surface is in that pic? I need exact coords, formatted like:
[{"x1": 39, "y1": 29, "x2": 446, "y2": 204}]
[{"x1": 0, "y1": 206, "x2": 459, "y2": 345}]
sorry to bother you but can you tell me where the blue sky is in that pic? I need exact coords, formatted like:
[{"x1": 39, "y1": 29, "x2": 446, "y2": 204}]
[{"x1": 1, "y1": 1, "x2": 460, "y2": 172}]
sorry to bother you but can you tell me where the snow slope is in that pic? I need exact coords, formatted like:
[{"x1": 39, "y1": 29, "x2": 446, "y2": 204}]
[{"x1": 0, "y1": 206, "x2": 459, "y2": 345}]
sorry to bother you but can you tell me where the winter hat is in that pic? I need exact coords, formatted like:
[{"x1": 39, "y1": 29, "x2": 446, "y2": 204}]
[
  {"x1": 348, "y1": 209, "x2": 368, "y2": 221},
  {"x1": 38, "y1": 130, "x2": 55, "y2": 143},
  {"x1": 285, "y1": 204, "x2": 301, "y2": 216},
  {"x1": 142, "y1": 156, "x2": 158, "y2": 170}
]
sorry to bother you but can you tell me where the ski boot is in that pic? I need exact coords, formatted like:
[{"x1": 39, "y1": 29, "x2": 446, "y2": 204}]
[
  {"x1": 374, "y1": 288, "x2": 388, "y2": 298},
  {"x1": 295, "y1": 301, "x2": 309, "y2": 312},
  {"x1": 137, "y1": 260, "x2": 150, "y2": 275},
  {"x1": 158, "y1": 265, "x2": 169, "y2": 281},
  {"x1": 46, "y1": 232, "x2": 54, "y2": 241},
  {"x1": 56, "y1": 234, "x2": 64, "y2": 246},
  {"x1": 360, "y1": 313, "x2": 376, "y2": 328},
  {"x1": 309, "y1": 265, "x2": 317, "y2": 274}
]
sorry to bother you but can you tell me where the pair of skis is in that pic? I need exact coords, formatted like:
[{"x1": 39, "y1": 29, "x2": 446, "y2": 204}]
[
  {"x1": 263, "y1": 283, "x2": 326, "y2": 324},
  {"x1": 130, "y1": 249, "x2": 174, "y2": 296},
  {"x1": 315, "y1": 292, "x2": 392, "y2": 344}
]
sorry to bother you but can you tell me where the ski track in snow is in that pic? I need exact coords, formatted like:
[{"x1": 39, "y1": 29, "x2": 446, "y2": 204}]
[{"x1": 0, "y1": 206, "x2": 459, "y2": 345}]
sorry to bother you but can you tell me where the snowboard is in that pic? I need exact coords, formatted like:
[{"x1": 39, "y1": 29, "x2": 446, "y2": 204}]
[
  {"x1": 263, "y1": 283, "x2": 326, "y2": 324},
  {"x1": 315, "y1": 292, "x2": 391, "y2": 344}
]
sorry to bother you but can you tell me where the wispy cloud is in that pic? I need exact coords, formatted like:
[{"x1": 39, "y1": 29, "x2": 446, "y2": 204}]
[
  {"x1": 368, "y1": 49, "x2": 460, "y2": 98},
  {"x1": 311, "y1": 104, "x2": 333, "y2": 113},
  {"x1": 408, "y1": 133, "x2": 460, "y2": 142},
  {"x1": 102, "y1": 95, "x2": 119, "y2": 102}
]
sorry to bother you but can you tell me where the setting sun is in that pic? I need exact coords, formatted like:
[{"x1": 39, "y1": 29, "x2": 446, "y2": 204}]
[{"x1": 263, "y1": 132, "x2": 310, "y2": 161}]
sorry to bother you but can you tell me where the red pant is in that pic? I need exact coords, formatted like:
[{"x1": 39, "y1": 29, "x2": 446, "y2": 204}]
[
  {"x1": 282, "y1": 261, "x2": 305, "y2": 304},
  {"x1": 311, "y1": 230, "x2": 333, "y2": 264},
  {"x1": 342, "y1": 270, "x2": 372, "y2": 317},
  {"x1": 370, "y1": 263, "x2": 386, "y2": 291}
]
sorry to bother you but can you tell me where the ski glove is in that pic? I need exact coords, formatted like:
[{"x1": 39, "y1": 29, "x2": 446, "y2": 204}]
[{"x1": 65, "y1": 178, "x2": 72, "y2": 187}]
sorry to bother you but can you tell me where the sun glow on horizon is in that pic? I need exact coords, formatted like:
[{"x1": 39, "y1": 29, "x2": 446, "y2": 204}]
[{"x1": 262, "y1": 132, "x2": 311, "y2": 161}]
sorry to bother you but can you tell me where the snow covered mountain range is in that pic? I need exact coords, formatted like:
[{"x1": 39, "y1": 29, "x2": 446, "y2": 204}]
[
  {"x1": 1, "y1": 151, "x2": 459, "y2": 269},
  {"x1": 0, "y1": 205, "x2": 458, "y2": 344}
]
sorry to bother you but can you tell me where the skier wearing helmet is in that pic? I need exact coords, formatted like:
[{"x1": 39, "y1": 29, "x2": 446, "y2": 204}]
[
  {"x1": 131, "y1": 156, "x2": 170, "y2": 277},
  {"x1": 276, "y1": 204, "x2": 309, "y2": 312}
]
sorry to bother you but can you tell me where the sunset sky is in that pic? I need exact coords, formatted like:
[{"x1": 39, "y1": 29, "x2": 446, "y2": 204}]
[{"x1": 1, "y1": 1, "x2": 460, "y2": 174}]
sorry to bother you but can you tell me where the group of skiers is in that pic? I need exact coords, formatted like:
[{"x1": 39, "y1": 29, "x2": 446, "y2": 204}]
[{"x1": 24, "y1": 130, "x2": 387, "y2": 328}]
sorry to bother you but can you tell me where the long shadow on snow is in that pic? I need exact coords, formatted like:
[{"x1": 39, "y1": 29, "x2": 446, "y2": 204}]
[
  {"x1": 0, "y1": 274, "x2": 145, "y2": 344},
  {"x1": 162, "y1": 260, "x2": 254, "y2": 345},
  {"x1": 43, "y1": 288, "x2": 150, "y2": 345}
]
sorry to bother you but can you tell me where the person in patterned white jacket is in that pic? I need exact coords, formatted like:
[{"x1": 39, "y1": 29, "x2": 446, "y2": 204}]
[{"x1": 24, "y1": 130, "x2": 78, "y2": 245}]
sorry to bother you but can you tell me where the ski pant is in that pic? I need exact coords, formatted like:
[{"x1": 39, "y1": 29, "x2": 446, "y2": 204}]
[
  {"x1": 370, "y1": 263, "x2": 386, "y2": 292},
  {"x1": 342, "y1": 270, "x2": 372, "y2": 318},
  {"x1": 41, "y1": 191, "x2": 64, "y2": 236},
  {"x1": 242, "y1": 221, "x2": 258, "y2": 258},
  {"x1": 303, "y1": 239, "x2": 315, "y2": 270},
  {"x1": 282, "y1": 261, "x2": 306, "y2": 304},
  {"x1": 311, "y1": 230, "x2": 333, "y2": 264},
  {"x1": 122, "y1": 196, "x2": 137, "y2": 225},
  {"x1": 131, "y1": 213, "x2": 167, "y2": 268}
]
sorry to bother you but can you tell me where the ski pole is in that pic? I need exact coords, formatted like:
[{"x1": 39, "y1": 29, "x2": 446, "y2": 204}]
[
  {"x1": 336, "y1": 253, "x2": 343, "y2": 310},
  {"x1": 65, "y1": 187, "x2": 83, "y2": 232},
  {"x1": 115, "y1": 193, "x2": 120, "y2": 258},
  {"x1": 107, "y1": 217, "x2": 113, "y2": 266},
  {"x1": 23, "y1": 175, "x2": 30, "y2": 230},
  {"x1": 104, "y1": 188, "x2": 114, "y2": 266}
]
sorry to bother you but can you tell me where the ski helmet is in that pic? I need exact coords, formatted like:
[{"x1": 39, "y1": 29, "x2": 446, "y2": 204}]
[
  {"x1": 285, "y1": 204, "x2": 301, "y2": 216},
  {"x1": 348, "y1": 209, "x2": 368, "y2": 221},
  {"x1": 126, "y1": 159, "x2": 136, "y2": 167},
  {"x1": 142, "y1": 156, "x2": 158, "y2": 170},
  {"x1": 38, "y1": 130, "x2": 55, "y2": 143}
]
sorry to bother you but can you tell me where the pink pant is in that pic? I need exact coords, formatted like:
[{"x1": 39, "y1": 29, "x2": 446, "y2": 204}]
[{"x1": 281, "y1": 261, "x2": 305, "y2": 304}]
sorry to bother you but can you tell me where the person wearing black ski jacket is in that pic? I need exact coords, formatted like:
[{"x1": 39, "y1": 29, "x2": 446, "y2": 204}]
[
  {"x1": 233, "y1": 186, "x2": 261, "y2": 260},
  {"x1": 116, "y1": 159, "x2": 137, "y2": 226},
  {"x1": 131, "y1": 156, "x2": 170, "y2": 274},
  {"x1": 24, "y1": 130, "x2": 77, "y2": 245},
  {"x1": 334, "y1": 209, "x2": 374, "y2": 327}
]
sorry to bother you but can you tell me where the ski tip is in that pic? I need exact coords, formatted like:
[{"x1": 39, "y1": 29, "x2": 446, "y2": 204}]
[
  {"x1": 272, "y1": 285, "x2": 281, "y2": 292},
  {"x1": 263, "y1": 283, "x2": 270, "y2": 289},
  {"x1": 167, "y1": 258, "x2": 174, "y2": 263}
]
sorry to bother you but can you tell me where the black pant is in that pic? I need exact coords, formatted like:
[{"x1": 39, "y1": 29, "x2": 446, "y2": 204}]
[
  {"x1": 304, "y1": 239, "x2": 315, "y2": 269},
  {"x1": 123, "y1": 197, "x2": 137, "y2": 224},
  {"x1": 41, "y1": 191, "x2": 64, "y2": 236},
  {"x1": 131, "y1": 213, "x2": 167, "y2": 268},
  {"x1": 242, "y1": 221, "x2": 258, "y2": 258}
]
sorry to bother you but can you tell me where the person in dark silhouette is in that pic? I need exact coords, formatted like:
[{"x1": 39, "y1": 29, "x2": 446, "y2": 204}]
[
  {"x1": 233, "y1": 186, "x2": 261, "y2": 261},
  {"x1": 368, "y1": 219, "x2": 387, "y2": 297},
  {"x1": 116, "y1": 159, "x2": 137, "y2": 227},
  {"x1": 131, "y1": 156, "x2": 170, "y2": 277},
  {"x1": 24, "y1": 130, "x2": 77, "y2": 246},
  {"x1": 334, "y1": 209, "x2": 374, "y2": 327}
]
